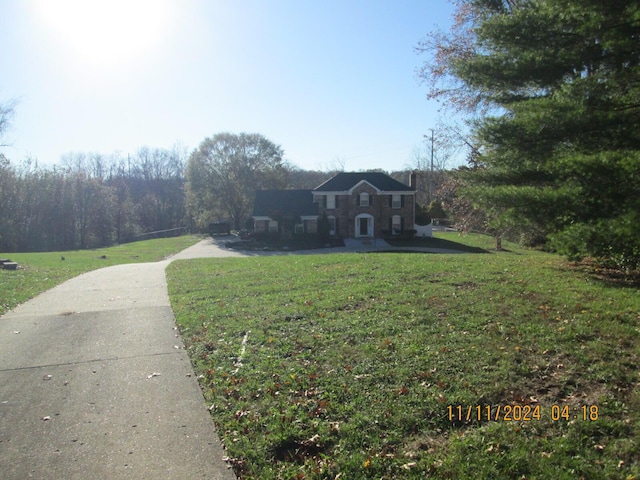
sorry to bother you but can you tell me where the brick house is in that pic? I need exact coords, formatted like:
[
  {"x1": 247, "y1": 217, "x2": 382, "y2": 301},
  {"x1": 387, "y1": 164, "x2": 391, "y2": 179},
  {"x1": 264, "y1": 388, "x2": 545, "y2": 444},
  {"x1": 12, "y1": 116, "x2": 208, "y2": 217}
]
[
  {"x1": 252, "y1": 172, "x2": 416, "y2": 239},
  {"x1": 312, "y1": 172, "x2": 415, "y2": 238}
]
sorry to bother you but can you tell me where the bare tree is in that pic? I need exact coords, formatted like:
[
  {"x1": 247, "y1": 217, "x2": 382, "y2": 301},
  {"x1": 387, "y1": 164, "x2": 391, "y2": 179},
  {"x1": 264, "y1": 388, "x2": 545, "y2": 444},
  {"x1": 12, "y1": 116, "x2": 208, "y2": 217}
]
[
  {"x1": 186, "y1": 132, "x2": 288, "y2": 230},
  {"x1": 0, "y1": 99, "x2": 17, "y2": 148}
]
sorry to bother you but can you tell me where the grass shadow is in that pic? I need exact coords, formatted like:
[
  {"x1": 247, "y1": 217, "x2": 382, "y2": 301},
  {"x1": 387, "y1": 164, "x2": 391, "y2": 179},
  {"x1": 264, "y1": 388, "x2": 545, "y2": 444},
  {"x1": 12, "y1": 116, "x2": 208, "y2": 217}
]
[
  {"x1": 570, "y1": 260, "x2": 640, "y2": 289},
  {"x1": 385, "y1": 236, "x2": 490, "y2": 253}
]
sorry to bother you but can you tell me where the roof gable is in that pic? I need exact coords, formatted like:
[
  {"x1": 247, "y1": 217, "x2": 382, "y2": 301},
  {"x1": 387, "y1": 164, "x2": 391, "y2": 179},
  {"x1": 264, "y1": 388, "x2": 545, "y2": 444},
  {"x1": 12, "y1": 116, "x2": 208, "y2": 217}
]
[
  {"x1": 252, "y1": 190, "x2": 318, "y2": 218},
  {"x1": 313, "y1": 172, "x2": 414, "y2": 192}
]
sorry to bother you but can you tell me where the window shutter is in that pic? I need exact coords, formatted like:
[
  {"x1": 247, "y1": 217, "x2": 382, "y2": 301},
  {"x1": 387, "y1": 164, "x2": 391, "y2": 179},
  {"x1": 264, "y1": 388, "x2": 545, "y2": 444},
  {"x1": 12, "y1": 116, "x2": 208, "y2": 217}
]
[
  {"x1": 389, "y1": 195, "x2": 392, "y2": 207},
  {"x1": 401, "y1": 195, "x2": 404, "y2": 207}
]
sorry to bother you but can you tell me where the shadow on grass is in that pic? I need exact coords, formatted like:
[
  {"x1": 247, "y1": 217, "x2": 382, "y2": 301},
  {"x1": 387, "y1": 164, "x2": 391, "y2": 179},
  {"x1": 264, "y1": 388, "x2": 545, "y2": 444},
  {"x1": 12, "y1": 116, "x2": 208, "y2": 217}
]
[
  {"x1": 385, "y1": 236, "x2": 490, "y2": 253},
  {"x1": 569, "y1": 260, "x2": 640, "y2": 289}
]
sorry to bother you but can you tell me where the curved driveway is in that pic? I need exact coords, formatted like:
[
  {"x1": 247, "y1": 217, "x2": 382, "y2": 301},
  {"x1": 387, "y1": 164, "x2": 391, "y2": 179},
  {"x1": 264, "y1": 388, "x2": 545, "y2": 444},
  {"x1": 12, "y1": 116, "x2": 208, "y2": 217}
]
[{"x1": 0, "y1": 240, "x2": 241, "y2": 479}]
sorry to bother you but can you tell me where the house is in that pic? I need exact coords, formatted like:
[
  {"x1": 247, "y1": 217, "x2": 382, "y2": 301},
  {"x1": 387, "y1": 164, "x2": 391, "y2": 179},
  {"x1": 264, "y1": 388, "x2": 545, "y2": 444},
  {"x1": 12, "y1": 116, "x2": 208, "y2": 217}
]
[
  {"x1": 252, "y1": 171, "x2": 417, "y2": 239},
  {"x1": 252, "y1": 190, "x2": 319, "y2": 237}
]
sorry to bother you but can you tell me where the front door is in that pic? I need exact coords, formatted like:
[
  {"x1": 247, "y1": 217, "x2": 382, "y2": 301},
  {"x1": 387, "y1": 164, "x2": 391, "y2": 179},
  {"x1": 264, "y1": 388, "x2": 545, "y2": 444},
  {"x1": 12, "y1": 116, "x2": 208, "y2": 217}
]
[
  {"x1": 355, "y1": 215, "x2": 373, "y2": 237},
  {"x1": 359, "y1": 217, "x2": 369, "y2": 236}
]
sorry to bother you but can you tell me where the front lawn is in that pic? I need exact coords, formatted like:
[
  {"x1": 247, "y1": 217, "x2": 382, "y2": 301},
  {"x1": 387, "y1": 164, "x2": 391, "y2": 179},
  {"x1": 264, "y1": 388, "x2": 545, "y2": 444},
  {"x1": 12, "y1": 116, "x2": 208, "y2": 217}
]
[
  {"x1": 167, "y1": 233, "x2": 639, "y2": 479},
  {"x1": 0, "y1": 235, "x2": 200, "y2": 316}
]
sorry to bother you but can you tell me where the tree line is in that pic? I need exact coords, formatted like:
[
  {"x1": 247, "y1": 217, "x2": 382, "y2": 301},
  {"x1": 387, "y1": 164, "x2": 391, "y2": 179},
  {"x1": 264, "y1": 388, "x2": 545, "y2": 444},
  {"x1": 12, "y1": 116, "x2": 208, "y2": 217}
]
[
  {"x1": 0, "y1": 146, "x2": 188, "y2": 252},
  {"x1": 0, "y1": 128, "x2": 447, "y2": 254}
]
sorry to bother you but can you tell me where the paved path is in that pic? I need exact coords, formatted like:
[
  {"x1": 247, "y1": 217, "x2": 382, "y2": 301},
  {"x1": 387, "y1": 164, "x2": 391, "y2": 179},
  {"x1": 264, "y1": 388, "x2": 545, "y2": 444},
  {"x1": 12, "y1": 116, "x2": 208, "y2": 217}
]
[
  {"x1": 0, "y1": 236, "x2": 464, "y2": 479},
  {"x1": 0, "y1": 243, "x2": 239, "y2": 480}
]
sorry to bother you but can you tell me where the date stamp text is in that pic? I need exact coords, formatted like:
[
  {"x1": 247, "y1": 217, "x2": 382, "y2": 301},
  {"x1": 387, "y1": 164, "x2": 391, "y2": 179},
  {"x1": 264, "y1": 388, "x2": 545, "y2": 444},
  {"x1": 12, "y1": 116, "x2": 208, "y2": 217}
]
[{"x1": 447, "y1": 404, "x2": 599, "y2": 422}]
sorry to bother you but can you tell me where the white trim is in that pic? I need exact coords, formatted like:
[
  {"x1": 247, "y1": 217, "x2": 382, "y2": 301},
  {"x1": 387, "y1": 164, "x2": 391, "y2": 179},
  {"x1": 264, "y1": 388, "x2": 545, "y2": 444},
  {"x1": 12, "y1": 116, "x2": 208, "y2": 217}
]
[
  {"x1": 253, "y1": 216, "x2": 272, "y2": 221},
  {"x1": 348, "y1": 180, "x2": 380, "y2": 194}
]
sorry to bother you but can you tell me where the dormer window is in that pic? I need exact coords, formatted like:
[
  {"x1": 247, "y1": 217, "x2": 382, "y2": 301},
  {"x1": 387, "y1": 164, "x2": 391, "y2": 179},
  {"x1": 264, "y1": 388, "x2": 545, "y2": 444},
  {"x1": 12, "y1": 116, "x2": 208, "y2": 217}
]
[{"x1": 359, "y1": 192, "x2": 370, "y2": 207}]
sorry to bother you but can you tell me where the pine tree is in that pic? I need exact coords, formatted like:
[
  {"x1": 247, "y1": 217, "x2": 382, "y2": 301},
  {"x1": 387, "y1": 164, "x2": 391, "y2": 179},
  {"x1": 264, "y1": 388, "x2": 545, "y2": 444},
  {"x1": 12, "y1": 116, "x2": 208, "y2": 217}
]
[{"x1": 421, "y1": 0, "x2": 640, "y2": 268}]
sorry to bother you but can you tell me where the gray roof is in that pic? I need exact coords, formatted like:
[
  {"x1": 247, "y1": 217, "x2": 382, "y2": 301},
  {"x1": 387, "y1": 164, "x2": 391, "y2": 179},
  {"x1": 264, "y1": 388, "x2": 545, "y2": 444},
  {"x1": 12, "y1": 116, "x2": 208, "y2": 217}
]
[
  {"x1": 313, "y1": 172, "x2": 414, "y2": 192},
  {"x1": 252, "y1": 190, "x2": 318, "y2": 218}
]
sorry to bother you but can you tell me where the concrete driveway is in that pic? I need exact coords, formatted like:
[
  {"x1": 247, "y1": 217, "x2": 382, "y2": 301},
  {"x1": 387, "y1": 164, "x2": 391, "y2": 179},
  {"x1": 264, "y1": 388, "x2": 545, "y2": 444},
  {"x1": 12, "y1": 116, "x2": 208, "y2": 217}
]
[{"x1": 0, "y1": 241, "x2": 239, "y2": 480}]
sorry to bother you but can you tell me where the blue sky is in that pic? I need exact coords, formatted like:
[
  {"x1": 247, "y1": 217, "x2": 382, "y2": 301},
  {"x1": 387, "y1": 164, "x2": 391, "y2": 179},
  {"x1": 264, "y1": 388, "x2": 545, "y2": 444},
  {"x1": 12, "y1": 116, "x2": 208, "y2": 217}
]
[{"x1": 1, "y1": 0, "x2": 458, "y2": 172}]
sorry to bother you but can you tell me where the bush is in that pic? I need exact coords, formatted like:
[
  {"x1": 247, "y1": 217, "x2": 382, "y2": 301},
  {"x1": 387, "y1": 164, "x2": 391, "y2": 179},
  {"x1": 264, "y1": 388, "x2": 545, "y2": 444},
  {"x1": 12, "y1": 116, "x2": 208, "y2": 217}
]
[{"x1": 550, "y1": 215, "x2": 640, "y2": 270}]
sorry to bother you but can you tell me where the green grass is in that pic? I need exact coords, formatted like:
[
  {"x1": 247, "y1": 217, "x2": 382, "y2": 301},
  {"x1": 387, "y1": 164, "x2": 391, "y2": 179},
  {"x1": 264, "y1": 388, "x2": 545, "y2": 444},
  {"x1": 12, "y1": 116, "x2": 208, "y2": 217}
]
[
  {"x1": 0, "y1": 235, "x2": 200, "y2": 316},
  {"x1": 167, "y1": 232, "x2": 639, "y2": 479}
]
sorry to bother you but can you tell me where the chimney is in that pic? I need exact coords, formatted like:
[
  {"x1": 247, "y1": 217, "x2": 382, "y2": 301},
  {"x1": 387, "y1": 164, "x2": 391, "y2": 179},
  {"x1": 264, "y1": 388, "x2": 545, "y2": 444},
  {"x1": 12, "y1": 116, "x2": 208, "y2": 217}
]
[{"x1": 409, "y1": 171, "x2": 417, "y2": 189}]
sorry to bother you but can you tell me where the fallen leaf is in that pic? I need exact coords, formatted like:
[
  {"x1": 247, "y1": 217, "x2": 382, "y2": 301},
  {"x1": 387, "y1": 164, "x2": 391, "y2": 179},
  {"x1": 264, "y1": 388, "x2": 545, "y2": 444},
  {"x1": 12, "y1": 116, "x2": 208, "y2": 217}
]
[
  {"x1": 302, "y1": 434, "x2": 321, "y2": 446},
  {"x1": 42, "y1": 416, "x2": 51, "y2": 421},
  {"x1": 147, "y1": 372, "x2": 161, "y2": 379}
]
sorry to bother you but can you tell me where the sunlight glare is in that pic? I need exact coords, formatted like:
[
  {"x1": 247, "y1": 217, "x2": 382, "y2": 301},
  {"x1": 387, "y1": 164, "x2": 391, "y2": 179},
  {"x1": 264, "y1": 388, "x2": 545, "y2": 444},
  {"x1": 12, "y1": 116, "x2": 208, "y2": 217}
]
[{"x1": 35, "y1": 0, "x2": 172, "y2": 68}]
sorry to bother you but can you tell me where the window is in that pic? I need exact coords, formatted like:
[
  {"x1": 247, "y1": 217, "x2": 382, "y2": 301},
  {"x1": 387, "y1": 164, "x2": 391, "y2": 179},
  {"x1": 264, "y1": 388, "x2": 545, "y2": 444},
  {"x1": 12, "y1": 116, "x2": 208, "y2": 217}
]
[
  {"x1": 359, "y1": 192, "x2": 369, "y2": 207},
  {"x1": 392, "y1": 215, "x2": 402, "y2": 234},
  {"x1": 392, "y1": 194, "x2": 402, "y2": 209},
  {"x1": 326, "y1": 195, "x2": 336, "y2": 209},
  {"x1": 328, "y1": 216, "x2": 336, "y2": 235},
  {"x1": 268, "y1": 220, "x2": 278, "y2": 232}
]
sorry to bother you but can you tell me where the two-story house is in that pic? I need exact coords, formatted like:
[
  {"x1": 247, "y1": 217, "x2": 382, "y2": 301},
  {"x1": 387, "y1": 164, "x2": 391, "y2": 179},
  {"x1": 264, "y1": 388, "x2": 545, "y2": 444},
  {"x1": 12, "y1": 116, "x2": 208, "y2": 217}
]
[
  {"x1": 312, "y1": 172, "x2": 415, "y2": 238},
  {"x1": 252, "y1": 171, "x2": 416, "y2": 239}
]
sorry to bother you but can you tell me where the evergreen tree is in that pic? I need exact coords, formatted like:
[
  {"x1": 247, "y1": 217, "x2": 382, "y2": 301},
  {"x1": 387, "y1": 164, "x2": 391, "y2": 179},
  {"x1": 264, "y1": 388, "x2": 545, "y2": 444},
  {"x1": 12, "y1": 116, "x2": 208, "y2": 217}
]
[{"x1": 420, "y1": 0, "x2": 640, "y2": 268}]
